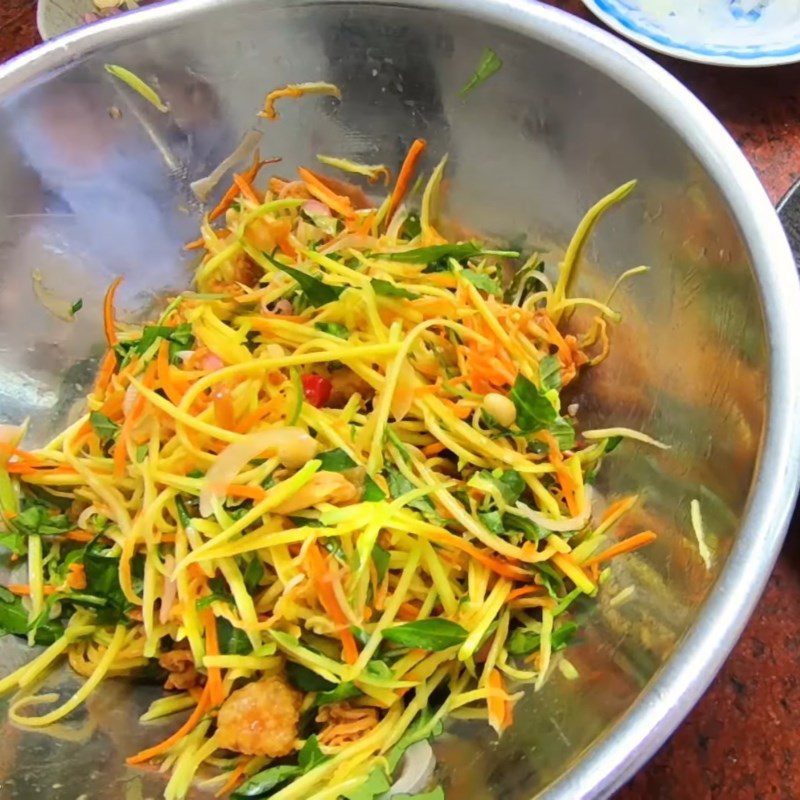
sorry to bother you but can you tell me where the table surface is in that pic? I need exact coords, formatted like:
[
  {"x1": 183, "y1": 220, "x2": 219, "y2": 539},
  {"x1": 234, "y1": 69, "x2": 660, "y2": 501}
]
[{"x1": 3, "y1": 1, "x2": 800, "y2": 798}]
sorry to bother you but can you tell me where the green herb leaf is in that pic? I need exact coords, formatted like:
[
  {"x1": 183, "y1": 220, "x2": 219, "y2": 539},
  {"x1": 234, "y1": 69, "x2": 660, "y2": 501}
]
[
  {"x1": 385, "y1": 467, "x2": 443, "y2": 524},
  {"x1": 363, "y1": 475, "x2": 387, "y2": 502},
  {"x1": 288, "y1": 515, "x2": 324, "y2": 528},
  {"x1": 535, "y1": 562, "x2": 565, "y2": 600},
  {"x1": 383, "y1": 243, "x2": 481, "y2": 264},
  {"x1": 232, "y1": 765, "x2": 303, "y2": 799},
  {"x1": 70, "y1": 298, "x2": 83, "y2": 316},
  {"x1": 386, "y1": 707, "x2": 444, "y2": 771},
  {"x1": 460, "y1": 270, "x2": 501, "y2": 296},
  {"x1": 509, "y1": 373, "x2": 575, "y2": 448},
  {"x1": 316, "y1": 680, "x2": 361, "y2": 706},
  {"x1": 134, "y1": 443, "x2": 149, "y2": 463},
  {"x1": 265, "y1": 252, "x2": 344, "y2": 307},
  {"x1": 317, "y1": 448, "x2": 357, "y2": 472},
  {"x1": 510, "y1": 373, "x2": 557, "y2": 431},
  {"x1": 217, "y1": 617, "x2": 252, "y2": 655},
  {"x1": 11, "y1": 499, "x2": 72, "y2": 537},
  {"x1": 506, "y1": 621, "x2": 578, "y2": 656},
  {"x1": 314, "y1": 322, "x2": 349, "y2": 339},
  {"x1": 89, "y1": 411, "x2": 120, "y2": 442},
  {"x1": 175, "y1": 496, "x2": 192, "y2": 528},
  {"x1": 286, "y1": 661, "x2": 337, "y2": 693},
  {"x1": 371, "y1": 279, "x2": 420, "y2": 300},
  {"x1": 502, "y1": 512, "x2": 546, "y2": 542},
  {"x1": 342, "y1": 767, "x2": 391, "y2": 800},
  {"x1": 479, "y1": 469, "x2": 525, "y2": 505},
  {"x1": 0, "y1": 590, "x2": 63, "y2": 645},
  {"x1": 372, "y1": 545, "x2": 390, "y2": 583},
  {"x1": 459, "y1": 47, "x2": 503, "y2": 97},
  {"x1": 605, "y1": 435, "x2": 623, "y2": 453},
  {"x1": 539, "y1": 355, "x2": 562, "y2": 392},
  {"x1": 243, "y1": 558, "x2": 264, "y2": 593},
  {"x1": 298, "y1": 734, "x2": 329, "y2": 771},
  {"x1": 382, "y1": 618, "x2": 468, "y2": 651},
  {"x1": 478, "y1": 509, "x2": 505, "y2": 535}
]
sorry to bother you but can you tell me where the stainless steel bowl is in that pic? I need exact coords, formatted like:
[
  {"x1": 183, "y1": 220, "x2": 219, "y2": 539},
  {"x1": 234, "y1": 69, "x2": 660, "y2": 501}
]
[{"x1": 1, "y1": 1, "x2": 799, "y2": 798}]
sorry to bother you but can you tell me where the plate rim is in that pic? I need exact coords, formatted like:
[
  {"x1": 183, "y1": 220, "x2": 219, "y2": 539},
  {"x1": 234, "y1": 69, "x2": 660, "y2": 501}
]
[{"x1": 581, "y1": 0, "x2": 800, "y2": 67}]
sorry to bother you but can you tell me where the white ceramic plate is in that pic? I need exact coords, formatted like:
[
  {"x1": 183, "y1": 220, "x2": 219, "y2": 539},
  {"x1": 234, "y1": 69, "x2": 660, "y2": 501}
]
[
  {"x1": 582, "y1": 0, "x2": 800, "y2": 67},
  {"x1": 36, "y1": 0, "x2": 157, "y2": 41}
]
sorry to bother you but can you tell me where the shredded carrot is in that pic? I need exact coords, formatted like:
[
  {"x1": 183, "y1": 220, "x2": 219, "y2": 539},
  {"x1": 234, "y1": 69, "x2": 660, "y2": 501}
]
[
  {"x1": 386, "y1": 138, "x2": 426, "y2": 223},
  {"x1": 208, "y1": 156, "x2": 280, "y2": 222},
  {"x1": 216, "y1": 759, "x2": 251, "y2": 797},
  {"x1": 66, "y1": 563, "x2": 87, "y2": 591},
  {"x1": 507, "y1": 585, "x2": 543, "y2": 603},
  {"x1": 298, "y1": 167, "x2": 354, "y2": 219},
  {"x1": 487, "y1": 668, "x2": 511, "y2": 733},
  {"x1": 233, "y1": 173, "x2": 260, "y2": 205},
  {"x1": 93, "y1": 349, "x2": 118, "y2": 398},
  {"x1": 425, "y1": 528, "x2": 530, "y2": 582},
  {"x1": 126, "y1": 683, "x2": 212, "y2": 765},
  {"x1": 538, "y1": 431, "x2": 579, "y2": 516},
  {"x1": 201, "y1": 608, "x2": 225, "y2": 707},
  {"x1": 184, "y1": 236, "x2": 206, "y2": 251},
  {"x1": 421, "y1": 442, "x2": 446, "y2": 457},
  {"x1": 103, "y1": 276, "x2": 123, "y2": 347},
  {"x1": 397, "y1": 602, "x2": 422, "y2": 621},
  {"x1": 212, "y1": 383, "x2": 236, "y2": 430},
  {"x1": 306, "y1": 542, "x2": 359, "y2": 664},
  {"x1": 5, "y1": 584, "x2": 57, "y2": 596},
  {"x1": 63, "y1": 530, "x2": 99, "y2": 543},
  {"x1": 157, "y1": 340, "x2": 183, "y2": 406},
  {"x1": 225, "y1": 484, "x2": 268, "y2": 503},
  {"x1": 584, "y1": 531, "x2": 657, "y2": 566}
]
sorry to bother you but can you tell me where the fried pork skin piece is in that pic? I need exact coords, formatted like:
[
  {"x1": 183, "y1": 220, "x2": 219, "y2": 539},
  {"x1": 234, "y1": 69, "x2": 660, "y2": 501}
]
[{"x1": 216, "y1": 676, "x2": 303, "y2": 757}]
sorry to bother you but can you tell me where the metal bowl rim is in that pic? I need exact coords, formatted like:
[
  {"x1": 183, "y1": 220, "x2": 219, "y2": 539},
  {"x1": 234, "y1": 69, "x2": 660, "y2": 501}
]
[{"x1": 2, "y1": 2, "x2": 799, "y2": 798}]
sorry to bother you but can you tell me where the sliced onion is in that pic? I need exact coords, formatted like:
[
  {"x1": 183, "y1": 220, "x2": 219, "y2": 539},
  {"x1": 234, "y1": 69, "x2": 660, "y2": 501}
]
[
  {"x1": 32, "y1": 270, "x2": 76, "y2": 323},
  {"x1": 200, "y1": 428, "x2": 317, "y2": 517},
  {"x1": 77, "y1": 505, "x2": 99, "y2": 530},
  {"x1": 386, "y1": 740, "x2": 436, "y2": 798},
  {"x1": 190, "y1": 129, "x2": 263, "y2": 201},
  {"x1": 159, "y1": 555, "x2": 177, "y2": 624},
  {"x1": 123, "y1": 383, "x2": 139, "y2": 417},
  {"x1": 302, "y1": 199, "x2": 331, "y2": 217},
  {"x1": 201, "y1": 353, "x2": 225, "y2": 372},
  {"x1": 510, "y1": 501, "x2": 591, "y2": 533},
  {"x1": 0, "y1": 422, "x2": 27, "y2": 466},
  {"x1": 390, "y1": 361, "x2": 417, "y2": 422},
  {"x1": 272, "y1": 471, "x2": 358, "y2": 515}
]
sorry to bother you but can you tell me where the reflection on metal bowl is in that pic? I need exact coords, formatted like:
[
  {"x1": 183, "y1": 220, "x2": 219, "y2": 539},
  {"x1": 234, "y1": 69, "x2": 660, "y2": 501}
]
[{"x1": 1, "y1": 1, "x2": 799, "y2": 798}]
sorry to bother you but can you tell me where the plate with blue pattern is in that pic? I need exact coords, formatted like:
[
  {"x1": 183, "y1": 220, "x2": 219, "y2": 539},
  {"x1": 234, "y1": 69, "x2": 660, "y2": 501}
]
[{"x1": 582, "y1": 0, "x2": 800, "y2": 66}]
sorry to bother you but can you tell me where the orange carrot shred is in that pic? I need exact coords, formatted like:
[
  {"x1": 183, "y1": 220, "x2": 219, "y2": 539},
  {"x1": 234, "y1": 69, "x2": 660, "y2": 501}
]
[
  {"x1": 306, "y1": 542, "x2": 359, "y2": 664},
  {"x1": 201, "y1": 609, "x2": 225, "y2": 707},
  {"x1": 103, "y1": 276, "x2": 123, "y2": 347},
  {"x1": 584, "y1": 531, "x2": 657, "y2": 566},
  {"x1": 386, "y1": 138, "x2": 426, "y2": 223},
  {"x1": 126, "y1": 683, "x2": 212, "y2": 765}
]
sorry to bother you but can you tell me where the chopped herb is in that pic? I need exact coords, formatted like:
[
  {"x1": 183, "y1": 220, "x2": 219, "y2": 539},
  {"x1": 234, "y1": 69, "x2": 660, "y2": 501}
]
[
  {"x1": 385, "y1": 467, "x2": 443, "y2": 524},
  {"x1": 233, "y1": 765, "x2": 302, "y2": 799},
  {"x1": 459, "y1": 47, "x2": 503, "y2": 97},
  {"x1": 371, "y1": 278, "x2": 420, "y2": 300},
  {"x1": 11, "y1": 498, "x2": 72, "y2": 537},
  {"x1": 89, "y1": 411, "x2": 120, "y2": 442},
  {"x1": 506, "y1": 621, "x2": 578, "y2": 656},
  {"x1": 383, "y1": 243, "x2": 481, "y2": 264},
  {"x1": 382, "y1": 618, "x2": 468, "y2": 651},
  {"x1": 297, "y1": 734, "x2": 328, "y2": 771},
  {"x1": 478, "y1": 509, "x2": 505, "y2": 535},
  {"x1": 372, "y1": 544, "x2": 390, "y2": 582},
  {"x1": 460, "y1": 270, "x2": 501, "y2": 296},
  {"x1": 175, "y1": 496, "x2": 192, "y2": 528},
  {"x1": 539, "y1": 355, "x2": 562, "y2": 392},
  {"x1": 342, "y1": 767, "x2": 390, "y2": 800},
  {"x1": 243, "y1": 558, "x2": 264, "y2": 593},
  {"x1": 316, "y1": 681, "x2": 361, "y2": 706},
  {"x1": 317, "y1": 448, "x2": 357, "y2": 472},
  {"x1": 286, "y1": 661, "x2": 336, "y2": 692},
  {"x1": 314, "y1": 322, "x2": 349, "y2": 339},
  {"x1": 216, "y1": 616, "x2": 252, "y2": 655},
  {"x1": 363, "y1": 475, "x2": 387, "y2": 502},
  {"x1": 264, "y1": 251, "x2": 344, "y2": 307},
  {"x1": 70, "y1": 298, "x2": 83, "y2": 316},
  {"x1": 0, "y1": 590, "x2": 63, "y2": 645},
  {"x1": 134, "y1": 443, "x2": 149, "y2": 462},
  {"x1": 509, "y1": 373, "x2": 576, "y2": 448},
  {"x1": 605, "y1": 435, "x2": 623, "y2": 453}
]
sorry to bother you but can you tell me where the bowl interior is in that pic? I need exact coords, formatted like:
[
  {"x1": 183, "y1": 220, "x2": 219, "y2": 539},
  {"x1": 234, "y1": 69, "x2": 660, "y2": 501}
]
[{"x1": 0, "y1": 1, "x2": 779, "y2": 798}]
